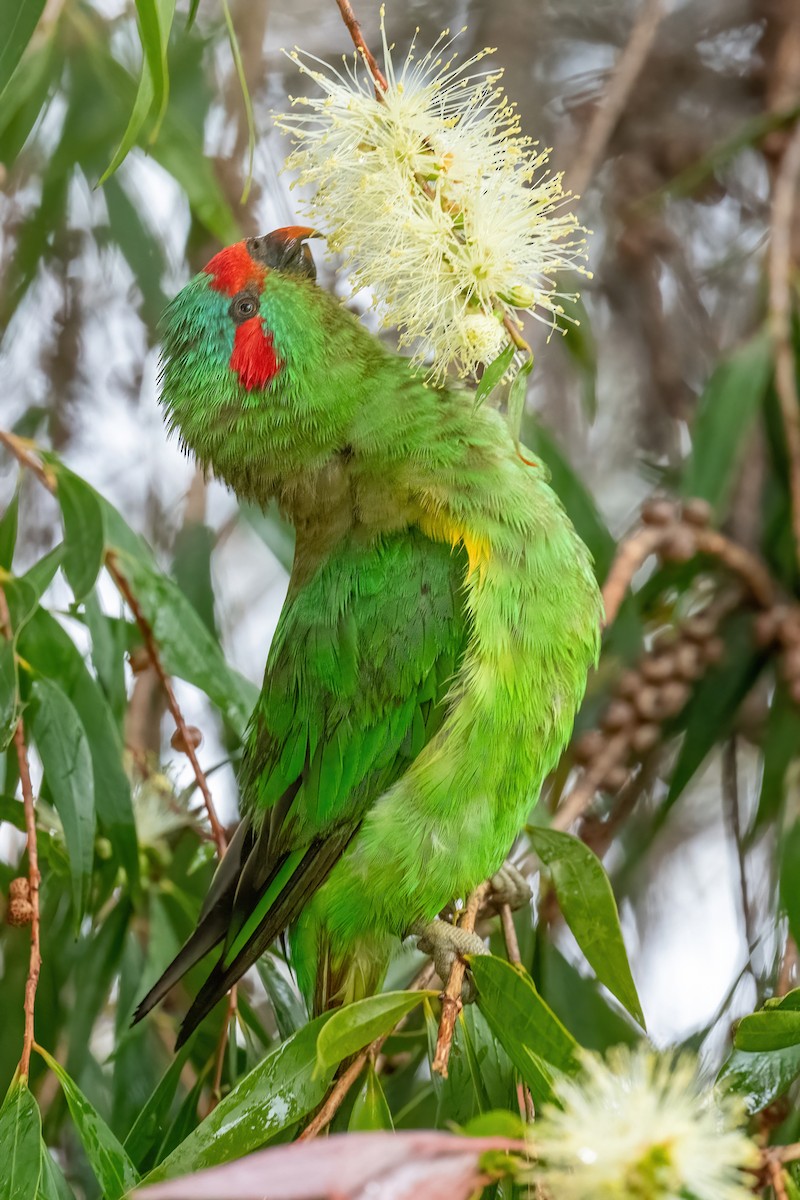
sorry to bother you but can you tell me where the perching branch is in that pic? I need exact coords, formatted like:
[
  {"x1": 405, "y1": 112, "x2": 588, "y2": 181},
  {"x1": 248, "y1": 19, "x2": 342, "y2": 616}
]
[
  {"x1": 334, "y1": 0, "x2": 387, "y2": 92},
  {"x1": 106, "y1": 554, "x2": 228, "y2": 859},
  {"x1": 0, "y1": 429, "x2": 227, "y2": 860},
  {"x1": 568, "y1": 0, "x2": 665, "y2": 199},
  {"x1": 432, "y1": 880, "x2": 491, "y2": 1078},
  {"x1": 299, "y1": 962, "x2": 437, "y2": 1140},
  {"x1": 768, "y1": 118, "x2": 800, "y2": 569},
  {"x1": 0, "y1": 585, "x2": 42, "y2": 1081}
]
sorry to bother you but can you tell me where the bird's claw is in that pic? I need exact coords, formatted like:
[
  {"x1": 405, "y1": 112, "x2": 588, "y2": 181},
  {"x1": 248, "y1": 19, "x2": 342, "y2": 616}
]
[
  {"x1": 488, "y1": 861, "x2": 532, "y2": 912},
  {"x1": 413, "y1": 919, "x2": 488, "y2": 1001}
]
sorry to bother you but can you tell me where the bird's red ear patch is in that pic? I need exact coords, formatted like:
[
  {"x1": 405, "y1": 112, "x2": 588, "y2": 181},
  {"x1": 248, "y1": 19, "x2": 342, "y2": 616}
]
[{"x1": 230, "y1": 317, "x2": 281, "y2": 390}]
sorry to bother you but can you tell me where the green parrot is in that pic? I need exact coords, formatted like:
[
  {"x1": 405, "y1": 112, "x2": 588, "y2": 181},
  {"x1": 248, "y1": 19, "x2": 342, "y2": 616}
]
[{"x1": 133, "y1": 227, "x2": 602, "y2": 1045}]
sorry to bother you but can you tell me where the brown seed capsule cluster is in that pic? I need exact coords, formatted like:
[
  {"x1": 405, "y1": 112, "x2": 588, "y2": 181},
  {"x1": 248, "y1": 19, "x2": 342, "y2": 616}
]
[
  {"x1": 640, "y1": 496, "x2": 713, "y2": 565},
  {"x1": 128, "y1": 646, "x2": 151, "y2": 675},
  {"x1": 6, "y1": 877, "x2": 33, "y2": 926},
  {"x1": 574, "y1": 607, "x2": 723, "y2": 794},
  {"x1": 753, "y1": 604, "x2": 800, "y2": 705},
  {"x1": 170, "y1": 725, "x2": 203, "y2": 754}
]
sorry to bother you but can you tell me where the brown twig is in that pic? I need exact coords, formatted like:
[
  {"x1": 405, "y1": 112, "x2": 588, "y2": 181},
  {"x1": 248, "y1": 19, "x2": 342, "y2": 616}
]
[
  {"x1": 0, "y1": 586, "x2": 42, "y2": 1081},
  {"x1": 568, "y1": 0, "x2": 665, "y2": 199},
  {"x1": 299, "y1": 962, "x2": 437, "y2": 1140},
  {"x1": 432, "y1": 881, "x2": 490, "y2": 1078},
  {"x1": 106, "y1": 554, "x2": 227, "y2": 859},
  {"x1": 769, "y1": 118, "x2": 800, "y2": 569},
  {"x1": 601, "y1": 520, "x2": 775, "y2": 629},
  {"x1": 777, "y1": 934, "x2": 798, "y2": 997},
  {"x1": 766, "y1": 1153, "x2": 790, "y2": 1200},
  {"x1": 334, "y1": 0, "x2": 387, "y2": 93},
  {"x1": 552, "y1": 732, "x2": 631, "y2": 831},
  {"x1": 0, "y1": 429, "x2": 56, "y2": 491},
  {"x1": 208, "y1": 984, "x2": 238, "y2": 1111},
  {"x1": 14, "y1": 719, "x2": 41, "y2": 1081},
  {"x1": 499, "y1": 904, "x2": 522, "y2": 966}
]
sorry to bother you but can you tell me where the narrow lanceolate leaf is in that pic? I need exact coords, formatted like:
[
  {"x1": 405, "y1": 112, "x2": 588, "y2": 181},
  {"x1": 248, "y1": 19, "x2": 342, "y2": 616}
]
[
  {"x1": 315, "y1": 991, "x2": 434, "y2": 1072},
  {"x1": 35, "y1": 1046, "x2": 140, "y2": 1200},
  {"x1": 30, "y1": 678, "x2": 95, "y2": 922},
  {"x1": 19, "y1": 608, "x2": 138, "y2": 888},
  {"x1": 528, "y1": 827, "x2": 645, "y2": 1028},
  {"x1": 474, "y1": 342, "x2": 515, "y2": 407},
  {"x1": 0, "y1": 0, "x2": 46, "y2": 99},
  {"x1": 53, "y1": 466, "x2": 107, "y2": 602},
  {"x1": 469, "y1": 955, "x2": 578, "y2": 1104},
  {"x1": 0, "y1": 639, "x2": 19, "y2": 751},
  {"x1": 0, "y1": 1079, "x2": 42, "y2": 1200},
  {"x1": 507, "y1": 356, "x2": 533, "y2": 447},
  {"x1": 134, "y1": 0, "x2": 175, "y2": 134},
  {"x1": 348, "y1": 1063, "x2": 394, "y2": 1131},
  {"x1": 781, "y1": 822, "x2": 800, "y2": 949},
  {"x1": 0, "y1": 490, "x2": 19, "y2": 568},
  {"x1": 682, "y1": 331, "x2": 772, "y2": 518},
  {"x1": 109, "y1": 546, "x2": 257, "y2": 736},
  {"x1": 144, "y1": 1016, "x2": 335, "y2": 1182}
]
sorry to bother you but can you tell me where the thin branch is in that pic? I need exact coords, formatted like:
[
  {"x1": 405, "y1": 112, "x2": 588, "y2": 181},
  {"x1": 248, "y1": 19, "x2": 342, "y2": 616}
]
[
  {"x1": 568, "y1": 0, "x2": 665, "y2": 199},
  {"x1": 334, "y1": 0, "x2": 387, "y2": 92},
  {"x1": 0, "y1": 585, "x2": 41, "y2": 1081},
  {"x1": 769, "y1": 118, "x2": 800, "y2": 568},
  {"x1": 432, "y1": 881, "x2": 490, "y2": 1078},
  {"x1": 723, "y1": 738, "x2": 757, "y2": 980},
  {"x1": 299, "y1": 962, "x2": 436, "y2": 1140},
  {"x1": 552, "y1": 732, "x2": 630, "y2": 831},
  {"x1": 499, "y1": 904, "x2": 522, "y2": 966},
  {"x1": 777, "y1": 934, "x2": 798, "y2": 997},
  {"x1": 208, "y1": 984, "x2": 238, "y2": 1111},
  {"x1": 14, "y1": 719, "x2": 41, "y2": 1081},
  {"x1": 0, "y1": 429, "x2": 55, "y2": 490},
  {"x1": 601, "y1": 520, "x2": 775, "y2": 628},
  {"x1": 106, "y1": 554, "x2": 228, "y2": 859}
]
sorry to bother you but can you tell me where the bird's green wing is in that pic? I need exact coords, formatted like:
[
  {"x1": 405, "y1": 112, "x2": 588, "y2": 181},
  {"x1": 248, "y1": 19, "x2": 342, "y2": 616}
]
[{"x1": 134, "y1": 529, "x2": 467, "y2": 1041}]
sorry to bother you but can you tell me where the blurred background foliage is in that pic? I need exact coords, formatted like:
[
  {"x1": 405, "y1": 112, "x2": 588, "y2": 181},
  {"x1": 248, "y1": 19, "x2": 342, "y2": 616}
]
[{"x1": 3, "y1": 0, "x2": 800, "y2": 1196}]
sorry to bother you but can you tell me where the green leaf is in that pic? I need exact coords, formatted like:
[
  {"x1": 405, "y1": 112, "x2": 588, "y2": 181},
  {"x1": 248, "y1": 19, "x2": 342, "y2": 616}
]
[
  {"x1": 144, "y1": 1015, "x2": 335, "y2": 1181},
  {"x1": 781, "y1": 822, "x2": 800, "y2": 949},
  {"x1": 124, "y1": 1046, "x2": 193, "y2": 1171},
  {"x1": 736, "y1": 1004, "x2": 800, "y2": 1052},
  {"x1": 557, "y1": 288, "x2": 597, "y2": 420},
  {"x1": 348, "y1": 1062, "x2": 394, "y2": 1131},
  {"x1": 171, "y1": 522, "x2": 218, "y2": 637},
  {"x1": 134, "y1": 0, "x2": 174, "y2": 134},
  {"x1": 53, "y1": 467, "x2": 107, "y2": 601},
  {"x1": 756, "y1": 686, "x2": 800, "y2": 829},
  {"x1": 474, "y1": 342, "x2": 515, "y2": 407},
  {"x1": 469, "y1": 955, "x2": 578, "y2": 1104},
  {"x1": 29, "y1": 678, "x2": 95, "y2": 922},
  {"x1": 0, "y1": 491, "x2": 19, "y2": 569},
  {"x1": 507, "y1": 357, "x2": 533, "y2": 447},
  {"x1": 528, "y1": 827, "x2": 645, "y2": 1027},
  {"x1": 682, "y1": 332, "x2": 772, "y2": 518},
  {"x1": 255, "y1": 954, "x2": 307, "y2": 1041},
  {"x1": 0, "y1": 639, "x2": 19, "y2": 751},
  {"x1": 316, "y1": 991, "x2": 433, "y2": 1072},
  {"x1": 0, "y1": 1079, "x2": 42, "y2": 1199},
  {"x1": 220, "y1": 0, "x2": 254, "y2": 203},
  {"x1": 35, "y1": 1046, "x2": 139, "y2": 1200},
  {"x1": 19, "y1": 608, "x2": 138, "y2": 888},
  {"x1": 720, "y1": 1044, "x2": 800, "y2": 1113},
  {"x1": 150, "y1": 111, "x2": 240, "y2": 244},
  {"x1": 109, "y1": 547, "x2": 257, "y2": 736},
  {"x1": 38, "y1": 1145, "x2": 76, "y2": 1200},
  {"x1": 0, "y1": 0, "x2": 46, "y2": 99}
]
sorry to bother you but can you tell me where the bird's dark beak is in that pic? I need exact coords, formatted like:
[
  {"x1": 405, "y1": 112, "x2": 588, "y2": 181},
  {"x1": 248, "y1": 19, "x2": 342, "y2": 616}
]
[{"x1": 246, "y1": 227, "x2": 321, "y2": 281}]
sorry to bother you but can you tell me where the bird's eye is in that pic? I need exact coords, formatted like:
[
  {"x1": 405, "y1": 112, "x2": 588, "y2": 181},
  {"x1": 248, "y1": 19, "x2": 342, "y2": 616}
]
[{"x1": 231, "y1": 293, "x2": 258, "y2": 323}]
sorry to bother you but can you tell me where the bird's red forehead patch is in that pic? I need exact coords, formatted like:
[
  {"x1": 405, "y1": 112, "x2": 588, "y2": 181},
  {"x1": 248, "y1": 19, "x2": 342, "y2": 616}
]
[{"x1": 205, "y1": 242, "x2": 265, "y2": 296}]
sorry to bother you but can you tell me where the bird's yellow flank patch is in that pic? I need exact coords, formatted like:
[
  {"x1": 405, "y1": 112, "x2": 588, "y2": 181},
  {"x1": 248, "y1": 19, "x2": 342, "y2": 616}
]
[{"x1": 417, "y1": 510, "x2": 491, "y2": 580}]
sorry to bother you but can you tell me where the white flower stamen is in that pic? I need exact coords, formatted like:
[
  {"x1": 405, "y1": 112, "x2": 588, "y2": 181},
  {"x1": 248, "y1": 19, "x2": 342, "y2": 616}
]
[
  {"x1": 534, "y1": 1046, "x2": 759, "y2": 1200},
  {"x1": 274, "y1": 9, "x2": 588, "y2": 381}
]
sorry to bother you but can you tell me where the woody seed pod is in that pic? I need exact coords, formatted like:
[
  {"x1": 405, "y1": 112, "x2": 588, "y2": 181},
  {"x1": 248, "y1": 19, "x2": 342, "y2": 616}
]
[
  {"x1": 681, "y1": 498, "x2": 712, "y2": 527},
  {"x1": 171, "y1": 726, "x2": 203, "y2": 754},
  {"x1": 641, "y1": 498, "x2": 676, "y2": 527},
  {"x1": 9, "y1": 877, "x2": 29, "y2": 901}
]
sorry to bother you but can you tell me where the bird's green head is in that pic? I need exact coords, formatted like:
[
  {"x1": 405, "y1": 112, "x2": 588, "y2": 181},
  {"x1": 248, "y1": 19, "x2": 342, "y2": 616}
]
[{"x1": 159, "y1": 227, "x2": 381, "y2": 501}]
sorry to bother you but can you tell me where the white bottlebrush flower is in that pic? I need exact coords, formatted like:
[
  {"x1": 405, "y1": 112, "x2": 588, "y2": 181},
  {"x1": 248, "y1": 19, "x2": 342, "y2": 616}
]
[
  {"x1": 274, "y1": 9, "x2": 587, "y2": 381},
  {"x1": 534, "y1": 1045, "x2": 758, "y2": 1200}
]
